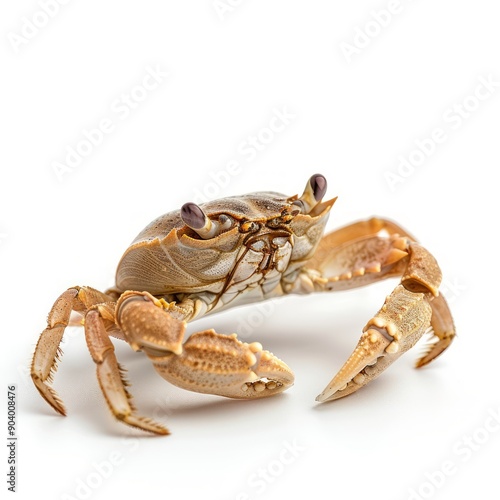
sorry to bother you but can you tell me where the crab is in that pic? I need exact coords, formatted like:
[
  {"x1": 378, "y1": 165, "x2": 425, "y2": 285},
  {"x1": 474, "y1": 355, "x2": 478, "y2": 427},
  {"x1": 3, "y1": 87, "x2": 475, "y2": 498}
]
[{"x1": 31, "y1": 174, "x2": 455, "y2": 435}]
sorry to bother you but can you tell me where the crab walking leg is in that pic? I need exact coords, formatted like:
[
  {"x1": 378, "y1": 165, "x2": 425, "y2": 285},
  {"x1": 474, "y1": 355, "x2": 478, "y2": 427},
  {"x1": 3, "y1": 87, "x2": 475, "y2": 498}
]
[
  {"x1": 84, "y1": 309, "x2": 169, "y2": 435},
  {"x1": 115, "y1": 291, "x2": 294, "y2": 399},
  {"x1": 31, "y1": 286, "x2": 116, "y2": 415},
  {"x1": 416, "y1": 294, "x2": 456, "y2": 367},
  {"x1": 315, "y1": 240, "x2": 455, "y2": 402},
  {"x1": 31, "y1": 288, "x2": 79, "y2": 414}
]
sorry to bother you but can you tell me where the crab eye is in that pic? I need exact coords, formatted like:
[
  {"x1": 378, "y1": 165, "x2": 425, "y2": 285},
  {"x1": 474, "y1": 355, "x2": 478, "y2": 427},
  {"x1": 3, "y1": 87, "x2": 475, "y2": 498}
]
[
  {"x1": 310, "y1": 174, "x2": 327, "y2": 202},
  {"x1": 181, "y1": 202, "x2": 207, "y2": 230},
  {"x1": 181, "y1": 203, "x2": 234, "y2": 239},
  {"x1": 181, "y1": 202, "x2": 217, "y2": 239},
  {"x1": 292, "y1": 173, "x2": 328, "y2": 214}
]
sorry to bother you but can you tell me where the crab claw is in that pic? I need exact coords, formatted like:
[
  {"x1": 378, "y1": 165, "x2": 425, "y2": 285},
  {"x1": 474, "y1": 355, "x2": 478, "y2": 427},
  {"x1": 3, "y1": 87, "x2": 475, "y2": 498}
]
[
  {"x1": 316, "y1": 285, "x2": 432, "y2": 402},
  {"x1": 151, "y1": 330, "x2": 294, "y2": 399}
]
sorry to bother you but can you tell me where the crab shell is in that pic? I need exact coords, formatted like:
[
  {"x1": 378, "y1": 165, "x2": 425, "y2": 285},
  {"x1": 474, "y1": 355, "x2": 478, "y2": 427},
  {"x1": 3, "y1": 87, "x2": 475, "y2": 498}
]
[{"x1": 115, "y1": 191, "x2": 335, "y2": 310}]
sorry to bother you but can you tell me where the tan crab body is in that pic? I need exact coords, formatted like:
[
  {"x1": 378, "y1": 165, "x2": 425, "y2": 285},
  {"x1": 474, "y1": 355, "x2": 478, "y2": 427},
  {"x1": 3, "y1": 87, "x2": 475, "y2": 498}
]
[{"x1": 31, "y1": 175, "x2": 455, "y2": 435}]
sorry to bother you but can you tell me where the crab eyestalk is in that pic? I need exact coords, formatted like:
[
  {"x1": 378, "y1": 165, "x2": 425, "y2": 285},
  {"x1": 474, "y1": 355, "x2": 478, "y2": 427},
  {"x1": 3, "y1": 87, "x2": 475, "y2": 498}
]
[
  {"x1": 181, "y1": 202, "x2": 216, "y2": 238},
  {"x1": 180, "y1": 203, "x2": 233, "y2": 239},
  {"x1": 292, "y1": 174, "x2": 328, "y2": 214}
]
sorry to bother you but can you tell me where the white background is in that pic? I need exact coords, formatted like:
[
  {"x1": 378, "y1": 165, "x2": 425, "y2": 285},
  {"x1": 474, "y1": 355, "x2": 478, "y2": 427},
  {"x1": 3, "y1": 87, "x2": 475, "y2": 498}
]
[{"x1": 1, "y1": 1, "x2": 499, "y2": 499}]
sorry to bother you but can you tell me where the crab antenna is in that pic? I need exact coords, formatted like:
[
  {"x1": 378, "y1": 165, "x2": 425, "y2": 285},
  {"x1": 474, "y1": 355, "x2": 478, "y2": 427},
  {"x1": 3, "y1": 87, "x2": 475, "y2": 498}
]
[
  {"x1": 293, "y1": 174, "x2": 328, "y2": 213},
  {"x1": 180, "y1": 203, "x2": 218, "y2": 239}
]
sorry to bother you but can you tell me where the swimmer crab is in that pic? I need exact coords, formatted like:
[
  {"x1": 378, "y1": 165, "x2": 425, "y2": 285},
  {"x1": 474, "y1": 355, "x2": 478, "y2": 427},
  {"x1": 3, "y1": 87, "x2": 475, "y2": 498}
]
[{"x1": 31, "y1": 174, "x2": 455, "y2": 435}]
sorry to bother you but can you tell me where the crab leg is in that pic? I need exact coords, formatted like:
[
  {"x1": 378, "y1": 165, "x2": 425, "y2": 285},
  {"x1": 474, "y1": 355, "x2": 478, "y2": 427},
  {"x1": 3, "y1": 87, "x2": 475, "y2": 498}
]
[
  {"x1": 303, "y1": 217, "x2": 418, "y2": 292},
  {"x1": 416, "y1": 293, "x2": 455, "y2": 368},
  {"x1": 308, "y1": 217, "x2": 417, "y2": 266},
  {"x1": 115, "y1": 291, "x2": 294, "y2": 400},
  {"x1": 297, "y1": 218, "x2": 455, "y2": 402},
  {"x1": 317, "y1": 286, "x2": 455, "y2": 401},
  {"x1": 151, "y1": 330, "x2": 294, "y2": 399},
  {"x1": 84, "y1": 308, "x2": 169, "y2": 435},
  {"x1": 316, "y1": 284, "x2": 432, "y2": 401},
  {"x1": 31, "y1": 286, "x2": 115, "y2": 416}
]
